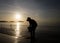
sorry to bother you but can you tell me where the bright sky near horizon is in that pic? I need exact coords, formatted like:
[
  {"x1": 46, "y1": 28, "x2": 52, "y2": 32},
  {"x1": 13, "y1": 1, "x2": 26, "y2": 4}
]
[{"x1": 0, "y1": 0, "x2": 60, "y2": 23}]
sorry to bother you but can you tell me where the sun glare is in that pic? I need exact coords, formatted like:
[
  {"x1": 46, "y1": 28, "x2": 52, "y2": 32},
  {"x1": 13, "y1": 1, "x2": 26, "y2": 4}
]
[
  {"x1": 16, "y1": 14, "x2": 20, "y2": 19},
  {"x1": 15, "y1": 12, "x2": 22, "y2": 21}
]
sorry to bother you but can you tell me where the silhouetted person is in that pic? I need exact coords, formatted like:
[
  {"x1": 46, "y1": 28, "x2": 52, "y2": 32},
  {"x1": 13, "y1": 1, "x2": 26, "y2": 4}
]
[{"x1": 27, "y1": 17, "x2": 37, "y2": 42}]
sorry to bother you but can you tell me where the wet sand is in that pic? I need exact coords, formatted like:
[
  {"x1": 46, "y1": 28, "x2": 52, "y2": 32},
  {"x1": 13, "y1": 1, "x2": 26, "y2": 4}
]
[{"x1": 0, "y1": 25, "x2": 60, "y2": 43}]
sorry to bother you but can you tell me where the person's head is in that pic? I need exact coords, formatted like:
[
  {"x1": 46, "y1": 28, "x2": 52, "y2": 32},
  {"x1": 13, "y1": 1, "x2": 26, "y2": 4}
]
[{"x1": 27, "y1": 17, "x2": 31, "y2": 21}]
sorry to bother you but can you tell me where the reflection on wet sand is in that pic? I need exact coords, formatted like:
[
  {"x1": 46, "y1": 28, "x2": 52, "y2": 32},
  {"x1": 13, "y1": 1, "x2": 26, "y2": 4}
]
[
  {"x1": 15, "y1": 22, "x2": 20, "y2": 38},
  {"x1": 14, "y1": 22, "x2": 21, "y2": 43},
  {"x1": 0, "y1": 22, "x2": 59, "y2": 43}
]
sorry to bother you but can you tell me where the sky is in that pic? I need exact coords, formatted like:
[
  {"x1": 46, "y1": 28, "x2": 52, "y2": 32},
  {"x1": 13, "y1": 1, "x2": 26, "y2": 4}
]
[{"x1": 0, "y1": 0, "x2": 60, "y2": 23}]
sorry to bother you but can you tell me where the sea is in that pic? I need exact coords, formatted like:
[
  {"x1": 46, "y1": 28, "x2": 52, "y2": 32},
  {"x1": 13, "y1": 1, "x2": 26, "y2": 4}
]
[{"x1": 0, "y1": 22, "x2": 60, "y2": 43}]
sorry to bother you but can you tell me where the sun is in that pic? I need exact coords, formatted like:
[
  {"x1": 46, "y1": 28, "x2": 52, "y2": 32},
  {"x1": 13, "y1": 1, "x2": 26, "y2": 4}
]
[
  {"x1": 16, "y1": 14, "x2": 20, "y2": 19},
  {"x1": 15, "y1": 12, "x2": 21, "y2": 21}
]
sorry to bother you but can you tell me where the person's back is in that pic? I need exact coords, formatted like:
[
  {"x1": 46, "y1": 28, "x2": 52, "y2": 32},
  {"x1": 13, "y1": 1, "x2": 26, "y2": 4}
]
[
  {"x1": 29, "y1": 19, "x2": 37, "y2": 27},
  {"x1": 29, "y1": 19, "x2": 37, "y2": 31},
  {"x1": 27, "y1": 17, "x2": 37, "y2": 31}
]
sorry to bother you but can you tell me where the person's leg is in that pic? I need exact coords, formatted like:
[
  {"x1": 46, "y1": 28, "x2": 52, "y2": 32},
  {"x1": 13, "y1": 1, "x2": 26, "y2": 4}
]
[
  {"x1": 30, "y1": 29, "x2": 36, "y2": 43},
  {"x1": 30, "y1": 31, "x2": 33, "y2": 38},
  {"x1": 33, "y1": 27, "x2": 36, "y2": 40},
  {"x1": 33, "y1": 30, "x2": 35, "y2": 39},
  {"x1": 30, "y1": 31, "x2": 34, "y2": 43}
]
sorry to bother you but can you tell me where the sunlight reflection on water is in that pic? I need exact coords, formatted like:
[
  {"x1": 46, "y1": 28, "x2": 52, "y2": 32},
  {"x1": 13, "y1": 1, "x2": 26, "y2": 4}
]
[
  {"x1": 15, "y1": 22, "x2": 21, "y2": 38},
  {"x1": 14, "y1": 22, "x2": 21, "y2": 43}
]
